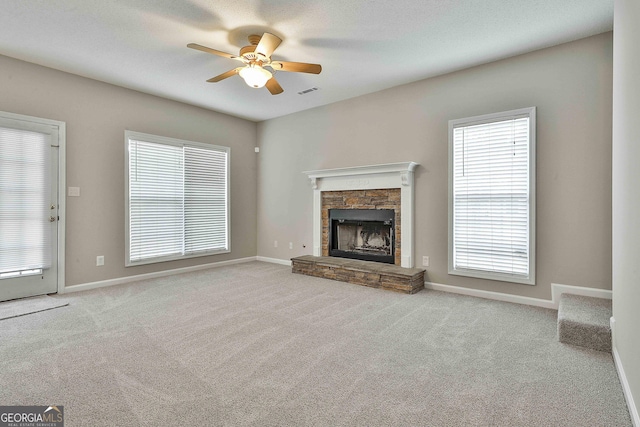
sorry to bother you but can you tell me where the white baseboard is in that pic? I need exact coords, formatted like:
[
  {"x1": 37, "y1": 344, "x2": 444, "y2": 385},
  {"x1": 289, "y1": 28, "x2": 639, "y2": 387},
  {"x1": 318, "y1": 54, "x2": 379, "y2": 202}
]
[
  {"x1": 611, "y1": 317, "x2": 640, "y2": 426},
  {"x1": 424, "y1": 281, "x2": 612, "y2": 310},
  {"x1": 551, "y1": 282, "x2": 612, "y2": 308},
  {"x1": 256, "y1": 256, "x2": 292, "y2": 266},
  {"x1": 64, "y1": 256, "x2": 258, "y2": 293},
  {"x1": 424, "y1": 281, "x2": 556, "y2": 309}
]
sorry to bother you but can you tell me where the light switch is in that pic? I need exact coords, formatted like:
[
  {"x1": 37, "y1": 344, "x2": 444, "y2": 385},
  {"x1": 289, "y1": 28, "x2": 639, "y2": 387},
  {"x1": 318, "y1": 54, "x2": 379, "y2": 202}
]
[{"x1": 68, "y1": 187, "x2": 80, "y2": 197}]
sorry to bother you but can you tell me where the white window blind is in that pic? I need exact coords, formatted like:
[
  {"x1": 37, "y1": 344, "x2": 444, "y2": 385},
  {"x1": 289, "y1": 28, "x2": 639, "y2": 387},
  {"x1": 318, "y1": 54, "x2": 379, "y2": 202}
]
[
  {"x1": 184, "y1": 146, "x2": 228, "y2": 254},
  {"x1": 449, "y1": 107, "x2": 535, "y2": 285},
  {"x1": 126, "y1": 132, "x2": 229, "y2": 265},
  {"x1": 0, "y1": 126, "x2": 51, "y2": 274}
]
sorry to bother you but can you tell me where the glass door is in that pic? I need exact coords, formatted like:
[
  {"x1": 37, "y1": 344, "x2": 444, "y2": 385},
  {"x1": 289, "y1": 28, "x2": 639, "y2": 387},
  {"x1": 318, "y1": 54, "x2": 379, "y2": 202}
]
[{"x1": 0, "y1": 115, "x2": 59, "y2": 302}]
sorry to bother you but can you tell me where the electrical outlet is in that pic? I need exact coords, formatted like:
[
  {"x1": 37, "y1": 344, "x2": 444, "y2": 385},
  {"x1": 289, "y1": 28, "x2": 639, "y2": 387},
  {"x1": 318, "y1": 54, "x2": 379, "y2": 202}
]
[
  {"x1": 289, "y1": 242, "x2": 293, "y2": 249},
  {"x1": 274, "y1": 240, "x2": 278, "y2": 248},
  {"x1": 422, "y1": 256, "x2": 430, "y2": 267},
  {"x1": 96, "y1": 255, "x2": 104, "y2": 266}
]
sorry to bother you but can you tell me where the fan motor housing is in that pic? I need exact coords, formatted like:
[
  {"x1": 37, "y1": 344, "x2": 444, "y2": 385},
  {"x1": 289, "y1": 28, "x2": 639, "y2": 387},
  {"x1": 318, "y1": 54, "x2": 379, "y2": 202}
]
[{"x1": 240, "y1": 45, "x2": 269, "y2": 64}]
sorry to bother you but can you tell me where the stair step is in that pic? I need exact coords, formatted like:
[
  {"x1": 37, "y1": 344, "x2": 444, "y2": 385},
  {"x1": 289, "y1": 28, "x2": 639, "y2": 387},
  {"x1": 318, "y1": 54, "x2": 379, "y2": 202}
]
[{"x1": 557, "y1": 294, "x2": 612, "y2": 352}]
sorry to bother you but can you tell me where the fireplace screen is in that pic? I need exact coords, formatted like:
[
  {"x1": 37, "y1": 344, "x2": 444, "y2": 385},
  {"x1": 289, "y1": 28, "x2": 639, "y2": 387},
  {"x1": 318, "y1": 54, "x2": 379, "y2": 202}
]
[{"x1": 329, "y1": 209, "x2": 395, "y2": 264}]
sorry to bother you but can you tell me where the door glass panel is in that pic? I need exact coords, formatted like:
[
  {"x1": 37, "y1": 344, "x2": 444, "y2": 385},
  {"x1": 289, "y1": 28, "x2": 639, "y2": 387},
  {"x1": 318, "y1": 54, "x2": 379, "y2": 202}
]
[{"x1": 0, "y1": 126, "x2": 51, "y2": 275}]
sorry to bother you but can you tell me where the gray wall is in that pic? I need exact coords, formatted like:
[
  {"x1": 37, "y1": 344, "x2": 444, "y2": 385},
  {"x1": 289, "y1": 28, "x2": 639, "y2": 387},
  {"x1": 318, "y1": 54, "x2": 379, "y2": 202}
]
[
  {"x1": 257, "y1": 32, "x2": 613, "y2": 300},
  {"x1": 0, "y1": 54, "x2": 258, "y2": 287},
  {"x1": 613, "y1": 0, "x2": 640, "y2": 420}
]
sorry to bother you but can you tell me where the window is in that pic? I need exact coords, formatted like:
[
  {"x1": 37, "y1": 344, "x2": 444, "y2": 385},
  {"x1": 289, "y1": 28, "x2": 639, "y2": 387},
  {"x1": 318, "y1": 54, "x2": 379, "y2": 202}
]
[
  {"x1": 448, "y1": 107, "x2": 535, "y2": 285},
  {"x1": 125, "y1": 131, "x2": 229, "y2": 266}
]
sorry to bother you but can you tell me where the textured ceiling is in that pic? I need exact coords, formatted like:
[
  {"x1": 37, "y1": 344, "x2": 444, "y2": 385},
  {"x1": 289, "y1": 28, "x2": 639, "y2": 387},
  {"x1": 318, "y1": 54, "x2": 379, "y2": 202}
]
[{"x1": 0, "y1": 0, "x2": 613, "y2": 122}]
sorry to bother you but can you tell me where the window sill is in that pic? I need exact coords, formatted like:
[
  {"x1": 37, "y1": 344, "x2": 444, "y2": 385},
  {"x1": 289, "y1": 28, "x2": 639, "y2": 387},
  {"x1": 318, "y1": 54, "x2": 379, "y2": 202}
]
[
  {"x1": 126, "y1": 248, "x2": 231, "y2": 267},
  {"x1": 448, "y1": 267, "x2": 535, "y2": 286}
]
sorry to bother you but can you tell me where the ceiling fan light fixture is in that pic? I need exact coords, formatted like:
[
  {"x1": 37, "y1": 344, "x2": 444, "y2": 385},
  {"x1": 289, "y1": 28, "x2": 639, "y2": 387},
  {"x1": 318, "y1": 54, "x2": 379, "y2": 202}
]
[
  {"x1": 188, "y1": 32, "x2": 321, "y2": 95},
  {"x1": 239, "y1": 64, "x2": 272, "y2": 88}
]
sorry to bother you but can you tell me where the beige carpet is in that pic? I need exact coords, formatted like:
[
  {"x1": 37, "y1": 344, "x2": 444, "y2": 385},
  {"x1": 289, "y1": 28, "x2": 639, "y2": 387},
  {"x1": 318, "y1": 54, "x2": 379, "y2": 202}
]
[
  {"x1": 0, "y1": 262, "x2": 631, "y2": 426},
  {"x1": 0, "y1": 294, "x2": 68, "y2": 321}
]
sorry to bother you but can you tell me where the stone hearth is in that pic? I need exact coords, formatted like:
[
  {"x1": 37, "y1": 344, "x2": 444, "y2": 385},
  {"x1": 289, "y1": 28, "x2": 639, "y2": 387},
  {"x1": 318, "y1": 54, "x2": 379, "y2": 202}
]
[{"x1": 292, "y1": 256, "x2": 425, "y2": 294}]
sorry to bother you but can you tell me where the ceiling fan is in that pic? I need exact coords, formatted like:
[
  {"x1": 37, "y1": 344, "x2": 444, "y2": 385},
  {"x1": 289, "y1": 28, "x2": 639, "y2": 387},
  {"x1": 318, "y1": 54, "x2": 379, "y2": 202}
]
[{"x1": 188, "y1": 32, "x2": 322, "y2": 95}]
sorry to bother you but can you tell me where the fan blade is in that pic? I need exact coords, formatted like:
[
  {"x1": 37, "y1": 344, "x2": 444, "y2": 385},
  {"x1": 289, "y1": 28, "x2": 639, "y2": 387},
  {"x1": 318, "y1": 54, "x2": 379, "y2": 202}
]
[
  {"x1": 187, "y1": 43, "x2": 241, "y2": 61},
  {"x1": 255, "y1": 33, "x2": 282, "y2": 58},
  {"x1": 270, "y1": 61, "x2": 322, "y2": 74},
  {"x1": 265, "y1": 77, "x2": 284, "y2": 95},
  {"x1": 207, "y1": 68, "x2": 243, "y2": 82}
]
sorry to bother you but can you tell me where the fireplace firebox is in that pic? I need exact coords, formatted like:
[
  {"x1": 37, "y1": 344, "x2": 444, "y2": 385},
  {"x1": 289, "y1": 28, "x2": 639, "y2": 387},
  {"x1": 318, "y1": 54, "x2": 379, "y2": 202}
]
[{"x1": 328, "y1": 209, "x2": 395, "y2": 264}]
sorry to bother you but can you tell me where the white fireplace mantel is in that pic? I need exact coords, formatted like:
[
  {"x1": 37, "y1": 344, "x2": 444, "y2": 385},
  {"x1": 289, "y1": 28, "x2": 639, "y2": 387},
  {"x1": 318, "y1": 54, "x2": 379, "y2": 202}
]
[{"x1": 303, "y1": 162, "x2": 419, "y2": 268}]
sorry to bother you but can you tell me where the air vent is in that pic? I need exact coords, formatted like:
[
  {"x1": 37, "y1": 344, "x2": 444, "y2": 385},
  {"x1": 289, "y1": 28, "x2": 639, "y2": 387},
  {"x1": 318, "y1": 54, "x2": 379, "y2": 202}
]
[{"x1": 298, "y1": 87, "x2": 319, "y2": 95}]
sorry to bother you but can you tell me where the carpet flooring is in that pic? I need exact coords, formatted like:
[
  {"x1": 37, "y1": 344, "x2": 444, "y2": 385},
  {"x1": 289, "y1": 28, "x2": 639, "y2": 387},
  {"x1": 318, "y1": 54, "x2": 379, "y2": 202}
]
[
  {"x1": 0, "y1": 262, "x2": 631, "y2": 426},
  {"x1": 0, "y1": 295, "x2": 69, "y2": 321}
]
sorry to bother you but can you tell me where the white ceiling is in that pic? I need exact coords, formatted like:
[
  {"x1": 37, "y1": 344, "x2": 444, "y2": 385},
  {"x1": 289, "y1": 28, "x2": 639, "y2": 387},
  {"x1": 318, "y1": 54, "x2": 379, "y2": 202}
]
[{"x1": 0, "y1": 0, "x2": 613, "y2": 122}]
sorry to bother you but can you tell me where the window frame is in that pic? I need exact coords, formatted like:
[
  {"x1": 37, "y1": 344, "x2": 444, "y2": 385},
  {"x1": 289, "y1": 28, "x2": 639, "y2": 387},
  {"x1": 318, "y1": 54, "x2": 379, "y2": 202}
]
[
  {"x1": 124, "y1": 130, "x2": 230, "y2": 267},
  {"x1": 447, "y1": 107, "x2": 536, "y2": 285}
]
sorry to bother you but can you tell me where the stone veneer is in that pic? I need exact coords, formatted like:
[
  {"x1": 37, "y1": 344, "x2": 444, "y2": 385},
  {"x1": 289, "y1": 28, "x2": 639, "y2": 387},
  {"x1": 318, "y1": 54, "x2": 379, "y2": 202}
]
[
  {"x1": 292, "y1": 256, "x2": 425, "y2": 294},
  {"x1": 321, "y1": 188, "x2": 401, "y2": 265}
]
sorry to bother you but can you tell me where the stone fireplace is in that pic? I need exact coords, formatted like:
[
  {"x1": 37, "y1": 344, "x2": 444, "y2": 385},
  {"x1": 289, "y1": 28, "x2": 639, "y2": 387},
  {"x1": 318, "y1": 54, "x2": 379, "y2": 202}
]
[
  {"x1": 291, "y1": 162, "x2": 424, "y2": 294},
  {"x1": 304, "y1": 162, "x2": 418, "y2": 268},
  {"x1": 292, "y1": 162, "x2": 423, "y2": 294},
  {"x1": 322, "y1": 189, "x2": 400, "y2": 264}
]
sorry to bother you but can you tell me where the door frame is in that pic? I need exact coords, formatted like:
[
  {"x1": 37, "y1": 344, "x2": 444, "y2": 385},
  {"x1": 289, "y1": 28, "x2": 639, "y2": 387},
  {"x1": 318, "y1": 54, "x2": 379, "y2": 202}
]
[{"x1": 0, "y1": 110, "x2": 66, "y2": 295}]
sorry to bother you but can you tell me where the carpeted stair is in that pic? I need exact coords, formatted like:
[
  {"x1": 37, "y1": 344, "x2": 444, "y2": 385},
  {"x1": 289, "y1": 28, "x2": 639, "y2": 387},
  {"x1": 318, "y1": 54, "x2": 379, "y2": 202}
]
[{"x1": 558, "y1": 294, "x2": 612, "y2": 352}]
